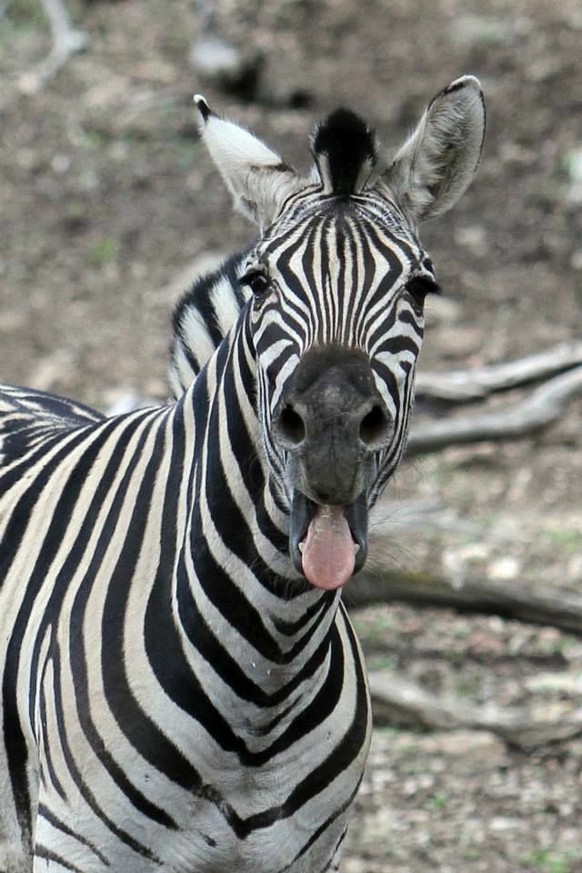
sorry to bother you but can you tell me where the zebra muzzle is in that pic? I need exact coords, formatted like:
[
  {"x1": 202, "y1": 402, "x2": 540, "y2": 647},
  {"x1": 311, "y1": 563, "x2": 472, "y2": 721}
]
[{"x1": 290, "y1": 491, "x2": 368, "y2": 590}]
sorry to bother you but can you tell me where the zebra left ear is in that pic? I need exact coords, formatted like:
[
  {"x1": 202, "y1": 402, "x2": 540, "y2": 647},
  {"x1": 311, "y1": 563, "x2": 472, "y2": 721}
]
[
  {"x1": 194, "y1": 96, "x2": 303, "y2": 228},
  {"x1": 383, "y1": 76, "x2": 486, "y2": 222}
]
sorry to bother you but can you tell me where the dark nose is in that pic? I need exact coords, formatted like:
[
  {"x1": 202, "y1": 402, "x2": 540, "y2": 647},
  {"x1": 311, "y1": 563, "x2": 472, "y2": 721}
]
[
  {"x1": 272, "y1": 347, "x2": 393, "y2": 503},
  {"x1": 275, "y1": 391, "x2": 391, "y2": 450}
]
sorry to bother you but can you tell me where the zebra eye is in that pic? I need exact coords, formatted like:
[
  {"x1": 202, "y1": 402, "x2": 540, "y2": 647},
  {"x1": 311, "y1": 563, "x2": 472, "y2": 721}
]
[
  {"x1": 405, "y1": 275, "x2": 441, "y2": 305},
  {"x1": 240, "y1": 266, "x2": 271, "y2": 297}
]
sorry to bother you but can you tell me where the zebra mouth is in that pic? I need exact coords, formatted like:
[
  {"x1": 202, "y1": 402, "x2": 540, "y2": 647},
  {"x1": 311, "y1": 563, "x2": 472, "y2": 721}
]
[{"x1": 290, "y1": 491, "x2": 368, "y2": 590}]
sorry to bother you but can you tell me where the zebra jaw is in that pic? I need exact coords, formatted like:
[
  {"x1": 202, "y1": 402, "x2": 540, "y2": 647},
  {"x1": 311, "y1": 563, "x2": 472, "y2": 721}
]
[{"x1": 290, "y1": 492, "x2": 368, "y2": 591}]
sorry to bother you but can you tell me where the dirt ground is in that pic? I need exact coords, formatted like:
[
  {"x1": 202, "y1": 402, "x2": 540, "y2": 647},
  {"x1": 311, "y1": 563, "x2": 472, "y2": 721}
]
[{"x1": 1, "y1": 0, "x2": 581, "y2": 870}]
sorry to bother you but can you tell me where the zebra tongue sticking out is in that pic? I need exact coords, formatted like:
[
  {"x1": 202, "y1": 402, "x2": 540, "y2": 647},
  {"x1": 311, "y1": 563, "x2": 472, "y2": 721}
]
[
  {"x1": 291, "y1": 492, "x2": 368, "y2": 589},
  {"x1": 300, "y1": 505, "x2": 356, "y2": 590}
]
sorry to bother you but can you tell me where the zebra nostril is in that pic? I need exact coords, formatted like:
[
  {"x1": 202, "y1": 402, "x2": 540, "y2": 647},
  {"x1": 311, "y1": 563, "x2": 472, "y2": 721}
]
[
  {"x1": 359, "y1": 404, "x2": 391, "y2": 447},
  {"x1": 276, "y1": 404, "x2": 306, "y2": 447}
]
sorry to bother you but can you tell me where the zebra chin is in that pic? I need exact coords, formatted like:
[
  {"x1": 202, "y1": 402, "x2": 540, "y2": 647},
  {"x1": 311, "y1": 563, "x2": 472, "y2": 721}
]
[{"x1": 289, "y1": 490, "x2": 368, "y2": 591}]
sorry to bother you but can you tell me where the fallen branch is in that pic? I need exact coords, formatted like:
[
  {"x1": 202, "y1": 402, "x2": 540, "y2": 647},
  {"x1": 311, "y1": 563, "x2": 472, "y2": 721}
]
[
  {"x1": 407, "y1": 364, "x2": 582, "y2": 455},
  {"x1": 18, "y1": 0, "x2": 87, "y2": 94},
  {"x1": 415, "y1": 340, "x2": 582, "y2": 402},
  {"x1": 348, "y1": 567, "x2": 582, "y2": 637},
  {"x1": 368, "y1": 671, "x2": 582, "y2": 751}
]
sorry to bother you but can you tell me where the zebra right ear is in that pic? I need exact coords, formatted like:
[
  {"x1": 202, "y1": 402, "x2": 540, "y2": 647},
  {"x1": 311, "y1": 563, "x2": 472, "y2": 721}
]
[
  {"x1": 383, "y1": 76, "x2": 486, "y2": 222},
  {"x1": 194, "y1": 96, "x2": 303, "y2": 228}
]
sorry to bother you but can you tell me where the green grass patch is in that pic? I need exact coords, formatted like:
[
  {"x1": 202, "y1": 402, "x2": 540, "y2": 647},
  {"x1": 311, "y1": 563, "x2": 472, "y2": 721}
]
[
  {"x1": 2, "y1": 0, "x2": 45, "y2": 28},
  {"x1": 88, "y1": 237, "x2": 120, "y2": 269},
  {"x1": 546, "y1": 526, "x2": 582, "y2": 555},
  {"x1": 521, "y1": 848, "x2": 582, "y2": 873},
  {"x1": 425, "y1": 791, "x2": 449, "y2": 811}
]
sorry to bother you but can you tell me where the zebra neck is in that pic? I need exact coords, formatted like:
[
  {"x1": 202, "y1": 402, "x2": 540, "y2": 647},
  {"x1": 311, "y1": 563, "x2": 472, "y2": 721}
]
[
  {"x1": 173, "y1": 318, "x2": 343, "y2": 687},
  {"x1": 182, "y1": 315, "x2": 294, "y2": 578}
]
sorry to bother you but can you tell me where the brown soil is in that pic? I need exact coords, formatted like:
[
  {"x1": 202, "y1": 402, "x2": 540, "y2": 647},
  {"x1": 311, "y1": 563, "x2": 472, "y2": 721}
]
[{"x1": 1, "y1": 1, "x2": 581, "y2": 870}]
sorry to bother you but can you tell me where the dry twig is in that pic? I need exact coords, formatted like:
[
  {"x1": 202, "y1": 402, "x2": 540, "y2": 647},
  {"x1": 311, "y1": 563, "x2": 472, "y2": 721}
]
[
  {"x1": 408, "y1": 364, "x2": 582, "y2": 456},
  {"x1": 415, "y1": 340, "x2": 582, "y2": 402},
  {"x1": 18, "y1": 0, "x2": 87, "y2": 94},
  {"x1": 350, "y1": 567, "x2": 582, "y2": 637},
  {"x1": 368, "y1": 671, "x2": 582, "y2": 751}
]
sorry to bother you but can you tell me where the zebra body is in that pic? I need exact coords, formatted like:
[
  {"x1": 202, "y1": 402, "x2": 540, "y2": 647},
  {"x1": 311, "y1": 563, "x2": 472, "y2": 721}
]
[
  {"x1": 0, "y1": 77, "x2": 485, "y2": 872},
  {"x1": 0, "y1": 385, "x2": 364, "y2": 873}
]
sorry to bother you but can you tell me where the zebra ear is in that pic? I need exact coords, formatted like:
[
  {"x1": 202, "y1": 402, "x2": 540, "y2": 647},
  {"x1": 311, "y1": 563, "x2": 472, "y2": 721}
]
[
  {"x1": 384, "y1": 76, "x2": 485, "y2": 222},
  {"x1": 194, "y1": 95, "x2": 302, "y2": 227}
]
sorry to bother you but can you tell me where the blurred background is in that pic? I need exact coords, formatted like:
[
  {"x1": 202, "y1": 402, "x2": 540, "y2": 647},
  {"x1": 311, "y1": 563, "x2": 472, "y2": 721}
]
[{"x1": 1, "y1": 0, "x2": 581, "y2": 870}]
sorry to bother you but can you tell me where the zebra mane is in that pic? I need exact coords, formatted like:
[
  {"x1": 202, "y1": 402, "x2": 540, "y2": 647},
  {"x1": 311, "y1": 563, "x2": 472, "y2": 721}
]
[{"x1": 310, "y1": 109, "x2": 378, "y2": 195}]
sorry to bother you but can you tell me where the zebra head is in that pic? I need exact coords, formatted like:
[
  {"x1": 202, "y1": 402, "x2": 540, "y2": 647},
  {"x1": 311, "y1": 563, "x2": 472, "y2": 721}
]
[{"x1": 195, "y1": 77, "x2": 485, "y2": 592}]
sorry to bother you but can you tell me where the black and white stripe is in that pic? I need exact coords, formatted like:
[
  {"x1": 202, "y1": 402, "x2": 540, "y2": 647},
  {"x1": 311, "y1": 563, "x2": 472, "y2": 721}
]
[{"x1": 0, "y1": 76, "x2": 484, "y2": 872}]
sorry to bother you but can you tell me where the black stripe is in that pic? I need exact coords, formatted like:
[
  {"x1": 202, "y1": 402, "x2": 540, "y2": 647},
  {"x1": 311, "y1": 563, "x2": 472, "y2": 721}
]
[
  {"x1": 38, "y1": 651, "x2": 67, "y2": 802},
  {"x1": 37, "y1": 804, "x2": 111, "y2": 867},
  {"x1": 34, "y1": 846, "x2": 84, "y2": 872}
]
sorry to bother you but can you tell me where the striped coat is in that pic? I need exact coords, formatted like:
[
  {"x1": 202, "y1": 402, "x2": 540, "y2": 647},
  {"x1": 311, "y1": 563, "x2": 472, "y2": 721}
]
[{"x1": 0, "y1": 76, "x2": 484, "y2": 872}]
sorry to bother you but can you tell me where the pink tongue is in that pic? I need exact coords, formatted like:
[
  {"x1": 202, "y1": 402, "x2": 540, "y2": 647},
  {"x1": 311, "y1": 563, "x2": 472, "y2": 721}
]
[{"x1": 301, "y1": 505, "x2": 356, "y2": 591}]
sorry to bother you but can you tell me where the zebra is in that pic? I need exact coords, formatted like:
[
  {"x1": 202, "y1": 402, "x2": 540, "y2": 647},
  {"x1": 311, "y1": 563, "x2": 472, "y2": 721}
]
[{"x1": 0, "y1": 76, "x2": 485, "y2": 872}]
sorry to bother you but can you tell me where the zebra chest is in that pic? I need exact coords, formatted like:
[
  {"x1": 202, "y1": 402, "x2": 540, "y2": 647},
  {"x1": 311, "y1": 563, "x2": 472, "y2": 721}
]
[
  {"x1": 30, "y1": 587, "x2": 371, "y2": 872},
  {"x1": 161, "y1": 801, "x2": 348, "y2": 873},
  {"x1": 155, "y1": 708, "x2": 369, "y2": 872},
  {"x1": 31, "y1": 722, "x2": 366, "y2": 873},
  {"x1": 156, "y1": 758, "x2": 358, "y2": 873},
  {"x1": 135, "y1": 665, "x2": 371, "y2": 872}
]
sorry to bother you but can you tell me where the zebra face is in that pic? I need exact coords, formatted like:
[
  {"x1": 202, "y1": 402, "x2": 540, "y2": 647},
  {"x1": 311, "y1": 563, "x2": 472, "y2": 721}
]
[
  {"x1": 243, "y1": 197, "x2": 436, "y2": 589},
  {"x1": 195, "y1": 76, "x2": 485, "y2": 590}
]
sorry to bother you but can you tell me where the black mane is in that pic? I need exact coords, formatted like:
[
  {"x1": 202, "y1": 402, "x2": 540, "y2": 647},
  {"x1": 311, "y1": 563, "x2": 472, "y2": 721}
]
[{"x1": 311, "y1": 109, "x2": 377, "y2": 195}]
